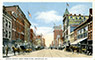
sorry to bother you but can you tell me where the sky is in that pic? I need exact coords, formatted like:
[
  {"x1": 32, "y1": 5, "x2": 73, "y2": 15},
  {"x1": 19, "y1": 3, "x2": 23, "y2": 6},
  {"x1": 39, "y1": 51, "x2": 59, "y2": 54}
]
[{"x1": 3, "y1": 2, "x2": 92, "y2": 47}]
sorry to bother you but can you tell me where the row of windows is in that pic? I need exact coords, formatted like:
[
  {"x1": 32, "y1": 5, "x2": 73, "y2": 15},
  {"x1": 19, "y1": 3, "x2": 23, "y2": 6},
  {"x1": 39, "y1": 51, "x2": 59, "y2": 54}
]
[
  {"x1": 3, "y1": 29, "x2": 11, "y2": 38},
  {"x1": 69, "y1": 16, "x2": 86, "y2": 20},
  {"x1": 77, "y1": 26, "x2": 88, "y2": 34},
  {"x1": 3, "y1": 17, "x2": 11, "y2": 28},
  {"x1": 77, "y1": 32, "x2": 87, "y2": 39}
]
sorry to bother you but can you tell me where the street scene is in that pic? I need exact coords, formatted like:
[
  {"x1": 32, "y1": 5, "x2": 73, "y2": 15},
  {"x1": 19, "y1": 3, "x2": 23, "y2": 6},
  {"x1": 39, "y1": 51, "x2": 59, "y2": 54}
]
[{"x1": 2, "y1": 2, "x2": 93, "y2": 58}]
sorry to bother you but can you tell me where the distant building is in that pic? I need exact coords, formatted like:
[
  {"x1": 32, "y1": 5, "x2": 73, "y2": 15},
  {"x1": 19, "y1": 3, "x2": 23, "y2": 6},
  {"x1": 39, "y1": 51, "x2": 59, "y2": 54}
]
[
  {"x1": 53, "y1": 25, "x2": 62, "y2": 47},
  {"x1": 30, "y1": 29, "x2": 33, "y2": 42},
  {"x1": 62, "y1": 8, "x2": 89, "y2": 47},
  {"x1": 42, "y1": 38, "x2": 45, "y2": 47}
]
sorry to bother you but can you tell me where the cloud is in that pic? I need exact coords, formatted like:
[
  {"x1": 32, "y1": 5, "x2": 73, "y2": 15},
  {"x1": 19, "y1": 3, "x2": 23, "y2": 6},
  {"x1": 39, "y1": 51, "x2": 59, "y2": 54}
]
[
  {"x1": 70, "y1": 5, "x2": 89, "y2": 15},
  {"x1": 35, "y1": 10, "x2": 62, "y2": 23},
  {"x1": 36, "y1": 27, "x2": 53, "y2": 35}
]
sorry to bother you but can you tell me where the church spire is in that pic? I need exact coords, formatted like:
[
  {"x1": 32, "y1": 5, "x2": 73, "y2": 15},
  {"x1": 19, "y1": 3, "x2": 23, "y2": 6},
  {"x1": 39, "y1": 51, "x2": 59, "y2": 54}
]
[{"x1": 63, "y1": 8, "x2": 70, "y2": 16}]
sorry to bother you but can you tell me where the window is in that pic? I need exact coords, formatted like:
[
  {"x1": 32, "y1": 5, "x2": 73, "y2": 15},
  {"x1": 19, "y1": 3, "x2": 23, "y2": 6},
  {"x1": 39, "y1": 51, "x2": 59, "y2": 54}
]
[
  {"x1": 77, "y1": 30, "x2": 80, "y2": 35},
  {"x1": 84, "y1": 33, "x2": 87, "y2": 37},
  {"x1": 82, "y1": 29, "x2": 84, "y2": 33},
  {"x1": 6, "y1": 20, "x2": 8, "y2": 27},
  {"x1": 70, "y1": 26, "x2": 75, "y2": 32},
  {"x1": 79, "y1": 17, "x2": 81, "y2": 19},
  {"x1": 80, "y1": 29, "x2": 82, "y2": 33},
  {"x1": 85, "y1": 26, "x2": 88, "y2": 31},
  {"x1": 12, "y1": 11, "x2": 18, "y2": 18}
]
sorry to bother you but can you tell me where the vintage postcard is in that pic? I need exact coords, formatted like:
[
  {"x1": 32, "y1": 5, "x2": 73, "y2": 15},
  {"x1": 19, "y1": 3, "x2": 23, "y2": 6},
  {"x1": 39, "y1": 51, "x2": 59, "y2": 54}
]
[{"x1": 1, "y1": 0, "x2": 94, "y2": 60}]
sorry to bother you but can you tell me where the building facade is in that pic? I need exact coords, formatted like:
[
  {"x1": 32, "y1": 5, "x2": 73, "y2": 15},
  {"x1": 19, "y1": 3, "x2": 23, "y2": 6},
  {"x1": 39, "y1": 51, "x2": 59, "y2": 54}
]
[
  {"x1": 3, "y1": 7, "x2": 12, "y2": 47},
  {"x1": 53, "y1": 25, "x2": 62, "y2": 48},
  {"x1": 73, "y1": 8, "x2": 93, "y2": 55},
  {"x1": 24, "y1": 18, "x2": 31, "y2": 43},
  {"x1": 62, "y1": 8, "x2": 89, "y2": 47},
  {"x1": 4, "y1": 5, "x2": 26, "y2": 45}
]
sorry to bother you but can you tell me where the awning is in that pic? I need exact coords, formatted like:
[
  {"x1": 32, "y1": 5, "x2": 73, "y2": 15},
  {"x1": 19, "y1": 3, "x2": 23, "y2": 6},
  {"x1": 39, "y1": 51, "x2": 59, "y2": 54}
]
[{"x1": 71, "y1": 37, "x2": 87, "y2": 44}]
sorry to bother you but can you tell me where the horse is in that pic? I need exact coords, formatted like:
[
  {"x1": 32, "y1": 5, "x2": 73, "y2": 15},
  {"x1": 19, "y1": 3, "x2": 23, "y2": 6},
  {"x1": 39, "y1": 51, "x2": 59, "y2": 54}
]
[
  {"x1": 12, "y1": 46, "x2": 20, "y2": 55},
  {"x1": 70, "y1": 46, "x2": 80, "y2": 53}
]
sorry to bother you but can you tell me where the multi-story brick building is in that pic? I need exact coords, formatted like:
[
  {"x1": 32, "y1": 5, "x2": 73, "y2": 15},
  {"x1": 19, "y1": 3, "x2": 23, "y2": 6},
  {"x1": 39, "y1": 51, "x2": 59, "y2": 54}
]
[
  {"x1": 24, "y1": 17, "x2": 31, "y2": 43},
  {"x1": 53, "y1": 25, "x2": 62, "y2": 48},
  {"x1": 30, "y1": 29, "x2": 34, "y2": 42},
  {"x1": 88, "y1": 8, "x2": 92, "y2": 48},
  {"x1": 62, "y1": 8, "x2": 89, "y2": 47},
  {"x1": 4, "y1": 5, "x2": 25, "y2": 45},
  {"x1": 73, "y1": 8, "x2": 92, "y2": 55}
]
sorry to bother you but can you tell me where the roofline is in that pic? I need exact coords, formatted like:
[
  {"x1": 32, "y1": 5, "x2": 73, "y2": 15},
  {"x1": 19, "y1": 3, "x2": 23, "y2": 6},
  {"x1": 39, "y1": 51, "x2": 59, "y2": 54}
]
[
  {"x1": 74, "y1": 17, "x2": 92, "y2": 31},
  {"x1": 25, "y1": 17, "x2": 31, "y2": 25},
  {"x1": 3, "y1": 7, "x2": 13, "y2": 19},
  {"x1": 4, "y1": 5, "x2": 31, "y2": 25},
  {"x1": 4, "y1": 5, "x2": 26, "y2": 18}
]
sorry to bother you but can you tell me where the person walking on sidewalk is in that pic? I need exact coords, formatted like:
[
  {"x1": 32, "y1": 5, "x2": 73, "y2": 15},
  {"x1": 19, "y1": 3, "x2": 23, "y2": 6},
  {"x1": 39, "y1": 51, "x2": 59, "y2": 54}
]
[
  {"x1": 17, "y1": 44, "x2": 20, "y2": 55},
  {"x1": 6, "y1": 45, "x2": 9, "y2": 56}
]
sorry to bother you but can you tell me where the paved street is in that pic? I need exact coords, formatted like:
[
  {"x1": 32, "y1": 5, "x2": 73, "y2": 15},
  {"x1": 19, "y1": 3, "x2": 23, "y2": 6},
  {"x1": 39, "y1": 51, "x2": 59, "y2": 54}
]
[{"x1": 10, "y1": 49, "x2": 92, "y2": 57}]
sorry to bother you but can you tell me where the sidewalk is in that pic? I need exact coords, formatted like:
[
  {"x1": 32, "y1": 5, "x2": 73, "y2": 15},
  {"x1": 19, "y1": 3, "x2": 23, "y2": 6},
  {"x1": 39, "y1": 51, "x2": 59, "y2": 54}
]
[{"x1": 3, "y1": 52, "x2": 22, "y2": 58}]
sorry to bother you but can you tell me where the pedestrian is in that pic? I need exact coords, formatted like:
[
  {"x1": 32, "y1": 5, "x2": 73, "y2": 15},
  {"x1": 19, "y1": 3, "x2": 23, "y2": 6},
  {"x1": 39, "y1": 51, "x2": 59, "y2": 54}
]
[
  {"x1": 6, "y1": 45, "x2": 9, "y2": 56},
  {"x1": 17, "y1": 44, "x2": 20, "y2": 54},
  {"x1": 3, "y1": 45, "x2": 5, "y2": 54},
  {"x1": 12, "y1": 46, "x2": 16, "y2": 55}
]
